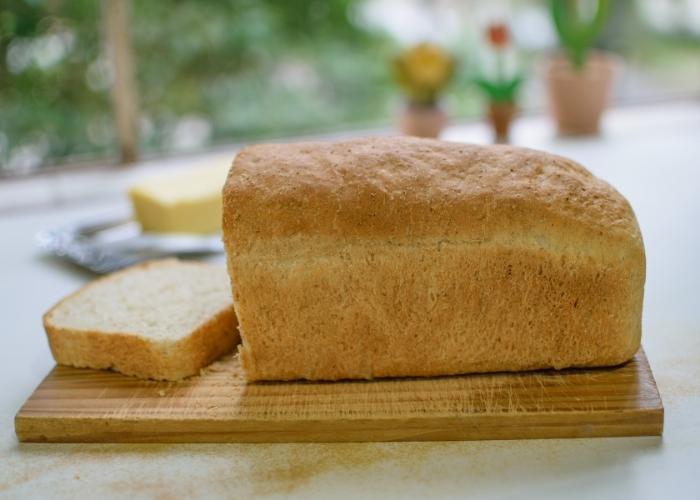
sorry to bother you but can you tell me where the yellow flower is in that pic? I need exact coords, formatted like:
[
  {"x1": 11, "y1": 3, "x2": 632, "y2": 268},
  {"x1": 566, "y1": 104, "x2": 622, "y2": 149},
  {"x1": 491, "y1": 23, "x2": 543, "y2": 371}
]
[{"x1": 393, "y1": 43, "x2": 454, "y2": 105}]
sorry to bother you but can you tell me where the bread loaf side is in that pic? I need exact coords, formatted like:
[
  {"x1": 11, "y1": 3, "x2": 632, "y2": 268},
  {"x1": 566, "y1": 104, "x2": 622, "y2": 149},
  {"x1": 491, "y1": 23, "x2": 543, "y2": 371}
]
[{"x1": 223, "y1": 137, "x2": 645, "y2": 381}]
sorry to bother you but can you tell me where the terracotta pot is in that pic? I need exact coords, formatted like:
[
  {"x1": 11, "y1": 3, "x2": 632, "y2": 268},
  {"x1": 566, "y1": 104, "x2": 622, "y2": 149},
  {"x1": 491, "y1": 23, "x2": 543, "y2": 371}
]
[
  {"x1": 487, "y1": 101, "x2": 516, "y2": 143},
  {"x1": 398, "y1": 104, "x2": 447, "y2": 138},
  {"x1": 545, "y1": 51, "x2": 615, "y2": 135}
]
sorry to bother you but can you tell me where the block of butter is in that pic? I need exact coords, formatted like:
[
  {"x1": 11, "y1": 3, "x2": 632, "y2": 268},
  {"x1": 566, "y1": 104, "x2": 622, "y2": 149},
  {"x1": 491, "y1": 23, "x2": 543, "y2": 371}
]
[{"x1": 128, "y1": 163, "x2": 230, "y2": 234}]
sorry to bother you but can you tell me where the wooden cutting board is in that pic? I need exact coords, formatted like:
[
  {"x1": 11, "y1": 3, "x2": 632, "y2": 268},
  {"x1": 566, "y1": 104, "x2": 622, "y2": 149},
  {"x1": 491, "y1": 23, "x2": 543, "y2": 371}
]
[{"x1": 15, "y1": 348, "x2": 663, "y2": 443}]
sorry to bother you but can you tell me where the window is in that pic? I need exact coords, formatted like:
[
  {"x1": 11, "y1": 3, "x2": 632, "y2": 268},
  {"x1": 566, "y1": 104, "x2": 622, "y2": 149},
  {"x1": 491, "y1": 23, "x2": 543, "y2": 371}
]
[
  {"x1": 1, "y1": 0, "x2": 698, "y2": 176},
  {"x1": 1, "y1": 0, "x2": 116, "y2": 174}
]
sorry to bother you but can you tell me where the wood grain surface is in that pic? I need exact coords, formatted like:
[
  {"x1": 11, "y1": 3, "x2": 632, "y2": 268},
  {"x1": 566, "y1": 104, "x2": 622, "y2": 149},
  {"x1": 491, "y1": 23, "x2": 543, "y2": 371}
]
[{"x1": 15, "y1": 348, "x2": 663, "y2": 443}]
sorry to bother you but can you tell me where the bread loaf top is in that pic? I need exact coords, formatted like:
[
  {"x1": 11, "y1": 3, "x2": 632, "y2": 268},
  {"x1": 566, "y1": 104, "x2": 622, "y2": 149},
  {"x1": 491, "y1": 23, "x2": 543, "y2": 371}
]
[{"x1": 223, "y1": 137, "x2": 643, "y2": 259}]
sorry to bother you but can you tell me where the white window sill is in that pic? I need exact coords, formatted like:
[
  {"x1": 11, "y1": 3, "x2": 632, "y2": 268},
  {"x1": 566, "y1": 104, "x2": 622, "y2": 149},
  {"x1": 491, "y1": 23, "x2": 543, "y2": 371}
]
[{"x1": 0, "y1": 100, "x2": 697, "y2": 214}]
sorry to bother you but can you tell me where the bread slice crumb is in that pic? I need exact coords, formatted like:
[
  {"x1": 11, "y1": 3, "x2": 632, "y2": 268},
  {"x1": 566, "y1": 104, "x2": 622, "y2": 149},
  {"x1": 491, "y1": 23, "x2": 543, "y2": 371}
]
[{"x1": 43, "y1": 259, "x2": 240, "y2": 380}]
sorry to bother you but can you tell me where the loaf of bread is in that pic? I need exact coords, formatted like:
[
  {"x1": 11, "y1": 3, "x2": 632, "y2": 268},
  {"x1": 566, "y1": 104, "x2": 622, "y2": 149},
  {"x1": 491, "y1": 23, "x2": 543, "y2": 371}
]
[
  {"x1": 223, "y1": 137, "x2": 645, "y2": 381},
  {"x1": 44, "y1": 259, "x2": 238, "y2": 380}
]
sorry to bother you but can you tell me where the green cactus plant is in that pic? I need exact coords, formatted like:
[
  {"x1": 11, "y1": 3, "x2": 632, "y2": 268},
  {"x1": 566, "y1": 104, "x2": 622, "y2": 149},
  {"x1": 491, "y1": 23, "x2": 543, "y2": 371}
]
[{"x1": 550, "y1": 0, "x2": 610, "y2": 71}]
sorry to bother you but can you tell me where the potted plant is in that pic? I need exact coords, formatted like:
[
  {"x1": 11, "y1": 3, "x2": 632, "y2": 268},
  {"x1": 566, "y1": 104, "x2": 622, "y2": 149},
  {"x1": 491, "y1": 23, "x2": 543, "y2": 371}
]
[
  {"x1": 392, "y1": 42, "x2": 455, "y2": 138},
  {"x1": 546, "y1": 0, "x2": 613, "y2": 135},
  {"x1": 474, "y1": 23, "x2": 524, "y2": 143}
]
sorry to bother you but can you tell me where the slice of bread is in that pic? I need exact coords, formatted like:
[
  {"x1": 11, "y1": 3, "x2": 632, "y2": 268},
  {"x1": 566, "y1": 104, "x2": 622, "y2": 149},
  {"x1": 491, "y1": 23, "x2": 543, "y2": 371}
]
[{"x1": 43, "y1": 259, "x2": 238, "y2": 380}]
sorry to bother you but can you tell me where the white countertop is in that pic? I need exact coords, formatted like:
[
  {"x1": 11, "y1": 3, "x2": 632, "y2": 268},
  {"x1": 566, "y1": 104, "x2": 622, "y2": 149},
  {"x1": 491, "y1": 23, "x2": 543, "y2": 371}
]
[{"x1": 1, "y1": 102, "x2": 699, "y2": 499}]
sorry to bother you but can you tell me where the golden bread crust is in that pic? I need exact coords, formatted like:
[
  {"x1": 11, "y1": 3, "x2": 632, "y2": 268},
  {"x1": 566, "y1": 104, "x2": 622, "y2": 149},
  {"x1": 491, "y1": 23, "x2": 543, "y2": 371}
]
[{"x1": 223, "y1": 137, "x2": 645, "y2": 381}]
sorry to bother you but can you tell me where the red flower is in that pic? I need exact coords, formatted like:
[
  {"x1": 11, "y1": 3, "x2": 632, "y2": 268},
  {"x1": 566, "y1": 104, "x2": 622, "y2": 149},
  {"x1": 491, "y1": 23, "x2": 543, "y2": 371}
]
[{"x1": 487, "y1": 23, "x2": 510, "y2": 49}]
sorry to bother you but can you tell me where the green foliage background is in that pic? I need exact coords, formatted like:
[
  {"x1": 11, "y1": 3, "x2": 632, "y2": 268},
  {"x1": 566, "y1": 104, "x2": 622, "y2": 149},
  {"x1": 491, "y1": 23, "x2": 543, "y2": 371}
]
[
  {"x1": 0, "y1": 0, "x2": 398, "y2": 171},
  {"x1": 1, "y1": 0, "x2": 698, "y2": 173},
  {"x1": 133, "y1": 0, "x2": 395, "y2": 148},
  {"x1": 0, "y1": 0, "x2": 109, "y2": 163}
]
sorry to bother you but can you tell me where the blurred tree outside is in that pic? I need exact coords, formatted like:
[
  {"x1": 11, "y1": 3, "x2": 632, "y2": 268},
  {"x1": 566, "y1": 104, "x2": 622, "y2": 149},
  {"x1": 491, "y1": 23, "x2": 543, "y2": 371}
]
[
  {"x1": 0, "y1": 0, "x2": 113, "y2": 174},
  {"x1": 133, "y1": 0, "x2": 396, "y2": 154},
  {"x1": 1, "y1": 0, "x2": 699, "y2": 176},
  {"x1": 0, "y1": 0, "x2": 398, "y2": 175}
]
